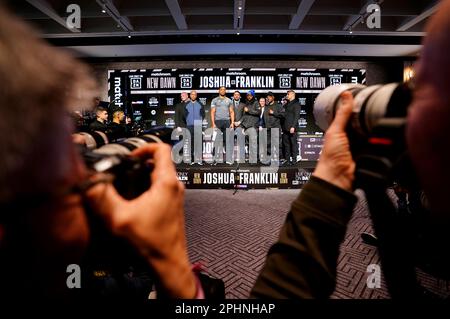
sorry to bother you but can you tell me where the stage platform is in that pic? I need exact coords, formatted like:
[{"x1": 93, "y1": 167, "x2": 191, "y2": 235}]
[{"x1": 176, "y1": 161, "x2": 317, "y2": 189}]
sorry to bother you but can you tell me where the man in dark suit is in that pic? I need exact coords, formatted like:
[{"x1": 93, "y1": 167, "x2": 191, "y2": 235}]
[
  {"x1": 282, "y1": 90, "x2": 301, "y2": 164},
  {"x1": 174, "y1": 92, "x2": 190, "y2": 130},
  {"x1": 265, "y1": 92, "x2": 285, "y2": 161},
  {"x1": 240, "y1": 90, "x2": 260, "y2": 130},
  {"x1": 232, "y1": 91, "x2": 246, "y2": 128}
]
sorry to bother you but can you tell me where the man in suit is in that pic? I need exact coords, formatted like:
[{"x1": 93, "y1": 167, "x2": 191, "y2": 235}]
[
  {"x1": 265, "y1": 92, "x2": 285, "y2": 161},
  {"x1": 232, "y1": 91, "x2": 246, "y2": 128},
  {"x1": 174, "y1": 92, "x2": 190, "y2": 130},
  {"x1": 282, "y1": 90, "x2": 301, "y2": 164},
  {"x1": 240, "y1": 90, "x2": 260, "y2": 130}
]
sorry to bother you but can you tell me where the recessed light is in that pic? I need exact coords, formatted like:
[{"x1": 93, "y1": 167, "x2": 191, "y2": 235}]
[
  {"x1": 238, "y1": 6, "x2": 242, "y2": 10},
  {"x1": 102, "y1": 9, "x2": 106, "y2": 13}
]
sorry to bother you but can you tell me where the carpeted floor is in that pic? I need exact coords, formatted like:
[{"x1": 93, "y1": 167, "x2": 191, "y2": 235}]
[{"x1": 184, "y1": 188, "x2": 450, "y2": 299}]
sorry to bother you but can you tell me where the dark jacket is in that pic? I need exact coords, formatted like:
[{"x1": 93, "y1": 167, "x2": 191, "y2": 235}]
[
  {"x1": 108, "y1": 122, "x2": 128, "y2": 141},
  {"x1": 174, "y1": 100, "x2": 188, "y2": 128},
  {"x1": 240, "y1": 98, "x2": 260, "y2": 129},
  {"x1": 282, "y1": 99, "x2": 301, "y2": 132},
  {"x1": 174, "y1": 100, "x2": 205, "y2": 128},
  {"x1": 232, "y1": 99, "x2": 246, "y2": 123},
  {"x1": 89, "y1": 119, "x2": 108, "y2": 133},
  {"x1": 264, "y1": 102, "x2": 285, "y2": 129},
  {"x1": 185, "y1": 100, "x2": 205, "y2": 126},
  {"x1": 251, "y1": 176, "x2": 357, "y2": 298}
]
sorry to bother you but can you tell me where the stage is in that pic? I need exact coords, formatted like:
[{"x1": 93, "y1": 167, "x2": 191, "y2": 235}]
[{"x1": 176, "y1": 161, "x2": 317, "y2": 189}]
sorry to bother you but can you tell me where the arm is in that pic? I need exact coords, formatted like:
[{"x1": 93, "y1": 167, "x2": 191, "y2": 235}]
[
  {"x1": 291, "y1": 103, "x2": 301, "y2": 131},
  {"x1": 251, "y1": 176, "x2": 356, "y2": 298},
  {"x1": 272, "y1": 104, "x2": 285, "y2": 119},
  {"x1": 251, "y1": 92, "x2": 356, "y2": 299},
  {"x1": 246, "y1": 102, "x2": 260, "y2": 116},
  {"x1": 86, "y1": 144, "x2": 197, "y2": 298},
  {"x1": 229, "y1": 105, "x2": 235, "y2": 127},
  {"x1": 210, "y1": 107, "x2": 216, "y2": 128}
]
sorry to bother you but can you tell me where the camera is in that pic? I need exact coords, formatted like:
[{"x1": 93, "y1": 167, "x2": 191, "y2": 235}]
[
  {"x1": 314, "y1": 82, "x2": 416, "y2": 186},
  {"x1": 313, "y1": 82, "x2": 413, "y2": 138},
  {"x1": 80, "y1": 126, "x2": 174, "y2": 300},
  {"x1": 82, "y1": 126, "x2": 173, "y2": 199}
]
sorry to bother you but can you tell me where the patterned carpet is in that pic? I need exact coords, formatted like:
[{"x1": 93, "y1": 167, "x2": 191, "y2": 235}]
[{"x1": 184, "y1": 189, "x2": 450, "y2": 299}]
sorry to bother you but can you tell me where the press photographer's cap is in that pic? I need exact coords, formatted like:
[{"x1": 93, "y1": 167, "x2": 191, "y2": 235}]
[
  {"x1": 266, "y1": 91, "x2": 275, "y2": 97},
  {"x1": 247, "y1": 90, "x2": 255, "y2": 96},
  {"x1": 287, "y1": 89, "x2": 295, "y2": 94}
]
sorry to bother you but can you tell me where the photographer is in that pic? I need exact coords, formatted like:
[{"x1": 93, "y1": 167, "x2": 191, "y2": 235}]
[
  {"x1": 251, "y1": 0, "x2": 450, "y2": 298},
  {"x1": 0, "y1": 6, "x2": 197, "y2": 300},
  {"x1": 89, "y1": 106, "x2": 109, "y2": 133}
]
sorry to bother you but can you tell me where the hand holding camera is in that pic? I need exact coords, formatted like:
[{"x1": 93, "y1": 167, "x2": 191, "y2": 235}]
[
  {"x1": 313, "y1": 91, "x2": 355, "y2": 192},
  {"x1": 85, "y1": 143, "x2": 196, "y2": 298}
]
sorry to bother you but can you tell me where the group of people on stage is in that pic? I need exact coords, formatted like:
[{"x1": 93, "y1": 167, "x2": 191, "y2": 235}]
[{"x1": 174, "y1": 86, "x2": 302, "y2": 165}]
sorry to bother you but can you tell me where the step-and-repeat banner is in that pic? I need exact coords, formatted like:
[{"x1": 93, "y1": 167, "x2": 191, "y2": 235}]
[{"x1": 108, "y1": 67, "x2": 366, "y2": 188}]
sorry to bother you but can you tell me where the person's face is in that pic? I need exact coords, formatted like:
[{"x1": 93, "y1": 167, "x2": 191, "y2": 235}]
[
  {"x1": 233, "y1": 92, "x2": 241, "y2": 101},
  {"x1": 259, "y1": 98, "x2": 266, "y2": 107},
  {"x1": 190, "y1": 91, "x2": 197, "y2": 101},
  {"x1": 287, "y1": 91, "x2": 295, "y2": 101},
  {"x1": 118, "y1": 112, "x2": 125, "y2": 121},
  {"x1": 219, "y1": 87, "x2": 226, "y2": 96},
  {"x1": 99, "y1": 111, "x2": 108, "y2": 121},
  {"x1": 246, "y1": 94, "x2": 253, "y2": 101},
  {"x1": 267, "y1": 95, "x2": 274, "y2": 103},
  {"x1": 181, "y1": 93, "x2": 188, "y2": 101}
]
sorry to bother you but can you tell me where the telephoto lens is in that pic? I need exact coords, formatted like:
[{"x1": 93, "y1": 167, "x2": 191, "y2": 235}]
[
  {"x1": 78, "y1": 130, "x2": 109, "y2": 150},
  {"x1": 83, "y1": 126, "x2": 173, "y2": 199},
  {"x1": 313, "y1": 82, "x2": 412, "y2": 137}
]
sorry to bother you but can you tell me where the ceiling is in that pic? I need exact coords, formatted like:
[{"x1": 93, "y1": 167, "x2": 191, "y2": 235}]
[{"x1": 3, "y1": 0, "x2": 441, "y2": 57}]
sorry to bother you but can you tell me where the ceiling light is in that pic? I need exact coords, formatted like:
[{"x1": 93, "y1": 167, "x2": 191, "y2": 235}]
[
  {"x1": 349, "y1": 30, "x2": 353, "y2": 34},
  {"x1": 237, "y1": 32, "x2": 240, "y2": 35},
  {"x1": 238, "y1": 6, "x2": 242, "y2": 10}
]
